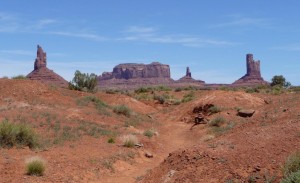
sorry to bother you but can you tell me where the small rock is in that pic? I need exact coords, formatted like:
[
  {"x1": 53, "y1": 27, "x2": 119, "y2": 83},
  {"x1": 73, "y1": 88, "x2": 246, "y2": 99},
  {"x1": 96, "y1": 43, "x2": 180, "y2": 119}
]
[
  {"x1": 135, "y1": 143, "x2": 144, "y2": 148},
  {"x1": 145, "y1": 152, "x2": 153, "y2": 158},
  {"x1": 237, "y1": 109, "x2": 255, "y2": 117},
  {"x1": 254, "y1": 165, "x2": 261, "y2": 172}
]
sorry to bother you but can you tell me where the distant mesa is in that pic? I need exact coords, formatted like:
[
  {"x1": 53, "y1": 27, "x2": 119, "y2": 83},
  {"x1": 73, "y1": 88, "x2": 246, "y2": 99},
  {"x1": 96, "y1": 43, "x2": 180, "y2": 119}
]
[
  {"x1": 232, "y1": 54, "x2": 268, "y2": 86},
  {"x1": 26, "y1": 45, "x2": 68, "y2": 87},
  {"x1": 99, "y1": 62, "x2": 171, "y2": 80},
  {"x1": 98, "y1": 62, "x2": 175, "y2": 88},
  {"x1": 176, "y1": 67, "x2": 205, "y2": 84}
]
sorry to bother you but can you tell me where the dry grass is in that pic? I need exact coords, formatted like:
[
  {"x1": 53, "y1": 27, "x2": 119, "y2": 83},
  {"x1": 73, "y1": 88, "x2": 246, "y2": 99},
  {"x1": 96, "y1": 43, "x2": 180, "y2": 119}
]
[
  {"x1": 121, "y1": 134, "x2": 138, "y2": 148},
  {"x1": 25, "y1": 156, "x2": 46, "y2": 176}
]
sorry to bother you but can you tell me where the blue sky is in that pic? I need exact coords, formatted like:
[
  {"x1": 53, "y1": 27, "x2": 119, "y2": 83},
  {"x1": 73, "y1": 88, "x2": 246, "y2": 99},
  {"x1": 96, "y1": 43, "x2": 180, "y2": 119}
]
[{"x1": 0, "y1": 0, "x2": 300, "y2": 85}]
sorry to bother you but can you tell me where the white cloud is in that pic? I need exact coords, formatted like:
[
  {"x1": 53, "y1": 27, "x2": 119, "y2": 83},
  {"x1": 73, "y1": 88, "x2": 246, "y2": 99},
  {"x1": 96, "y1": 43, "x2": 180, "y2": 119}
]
[
  {"x1": 126, "y1": 26, "x2": 157, "y2": 33},
  {"x1": 48, "y1": 31, "x2": 107, "y2": 41},
  {"x1": 210, "y1": 15, "x2": 271, "y2": 28},
  {"x1": 0, "y1": 50, "x2": 34, "y2": 56},
  {"x1": 120, "y1": 26, "x2": 236, "y2": 47},
  {"x1": 271, "y1": 45, "x2": 300, "y2": 51}
]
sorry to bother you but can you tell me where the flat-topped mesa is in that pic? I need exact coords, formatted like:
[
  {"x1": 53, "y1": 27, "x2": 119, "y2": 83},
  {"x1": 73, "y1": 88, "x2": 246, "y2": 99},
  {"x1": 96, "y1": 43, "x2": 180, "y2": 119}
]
[
  {"x1": 27, "y1": 45, "x2": 68, "y2": 87},
  {"x1": 177, "y1": 67, "x2": 205, "y2": 84},
  {"x1": 97, "y1": 62, "x2": 174, "y2": 89},
  {"x1": 233, "y1": 54, "x2": 268, "y2": 86},
  {"x1": 99, "y1": 62, "x2": 171, "y2": 80},
  {"x1": 34, "y1": 45, "x2": 47, "y2": 70}
]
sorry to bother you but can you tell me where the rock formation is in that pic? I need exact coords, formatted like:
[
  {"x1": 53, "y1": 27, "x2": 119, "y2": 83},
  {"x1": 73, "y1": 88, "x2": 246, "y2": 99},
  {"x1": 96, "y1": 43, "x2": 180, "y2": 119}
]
[
  {"x1": 27, "y1": 45, "x2": 68, "y2": 87},
  {"x1": 99, "y1": 62, "x2": 171, "y2": 80},
  {"x1": 232, "y1": 54, "x2": 268, "y2": 86},
  {"x1": 177, "y1": 67, "x2": 205, "y2": 84},
  {"x1": 98, "y1": 62, "x2": 174, "y2": 89}
]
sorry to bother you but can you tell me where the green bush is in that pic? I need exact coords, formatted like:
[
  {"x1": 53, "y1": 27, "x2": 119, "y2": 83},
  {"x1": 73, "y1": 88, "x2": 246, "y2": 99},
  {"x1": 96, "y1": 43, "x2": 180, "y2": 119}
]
[
  {"x1": 271, "y1": 75, "x2": 291, "y2": 88},
  {"x1": 135, "y1": 87, "x2": 151, "y2": 93},
  {"x1": 143, "y1": 129, "x2": 155, "y2": 138},
  {"x1": 26, "y1": 157, "x2": 46, "y2": 176},
  {"x1": 283, "y1": 152, "x2": 300, "y2": 177},
  {"x1": 209, "y1": 117, "x2": 225, "y2": 127},
  {"x1": 77, "y1": 96, "x2": 107, "y2": 109},
  {"x1": 12, "y1": 75, "x2": 27, "y2": 80},
  {"x1": 281, "y1": 170, "x2": 300, "y2": 183},
  {"x1": 154, "y1": 85, "x2": 171, "y2": 91},
  {"x1": 153, "y1": 95, "x2": 166, "y2": 104},
  {"x1": 69, "y1": 70, "x2": 97, "y2": 92},
  {"x1": 107, "y1": 137, "x2": 115, "y2": 144},
  {"x1": 181, "y1": 92, "x2": 195, "y2": 103},
  {"x1": 245, "y1": 87, "x2": 259, "y2": 93},
  {"x1": 174, "y1": 87, "x2": 183, "y2": 92},
  {"x1": 113, "y1": 105, "x2": 132, "y2": 117},
  {"x1": 208, "y1": 106, "x2": 222, "y2": 114},
  {"x1": 0, "y1": 119, "x2": 39, "y2": 148}
]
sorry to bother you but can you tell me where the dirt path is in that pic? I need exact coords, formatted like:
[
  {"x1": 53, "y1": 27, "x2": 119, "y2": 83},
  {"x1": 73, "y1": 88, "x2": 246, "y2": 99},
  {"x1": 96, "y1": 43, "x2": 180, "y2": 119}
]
[{"x1": 99, "y1": 111, "x2": 199, "y2": 183}]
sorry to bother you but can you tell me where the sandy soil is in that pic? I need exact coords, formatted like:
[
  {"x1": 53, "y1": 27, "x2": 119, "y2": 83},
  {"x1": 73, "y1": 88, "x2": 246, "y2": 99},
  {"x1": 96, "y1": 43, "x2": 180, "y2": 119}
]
[{"x1": 0, "y1": 79, "x2": 299, "y2": 183}]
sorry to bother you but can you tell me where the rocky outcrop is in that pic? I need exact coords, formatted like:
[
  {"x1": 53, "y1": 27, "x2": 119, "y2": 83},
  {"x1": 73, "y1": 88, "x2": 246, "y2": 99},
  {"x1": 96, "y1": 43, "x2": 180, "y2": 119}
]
[
  {"x1": 98, "y1": 62, "x2": 171, "y2": 80},
  {"x1": 176, "y1": 67, "x2": 205, "y2": 84},
  {"x1": 27, "y1": 45, "x2": 68, "y2": 87},
  {"x1": 232, "y1": 54, "x2": 268, "y2": 86},
  {"x1": 98, "y1": 62, "x2": 174, "y2": 89}
]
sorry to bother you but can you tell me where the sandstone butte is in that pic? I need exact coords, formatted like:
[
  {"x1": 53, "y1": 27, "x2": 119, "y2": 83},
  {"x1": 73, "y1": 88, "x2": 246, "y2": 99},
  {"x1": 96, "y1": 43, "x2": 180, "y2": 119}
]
[
  {"x1": 26, "y1": 45, "x2": 68, "y2": 87},
  {"x1": 232, "y1": 53, "x2": 268, "y2": 86}
]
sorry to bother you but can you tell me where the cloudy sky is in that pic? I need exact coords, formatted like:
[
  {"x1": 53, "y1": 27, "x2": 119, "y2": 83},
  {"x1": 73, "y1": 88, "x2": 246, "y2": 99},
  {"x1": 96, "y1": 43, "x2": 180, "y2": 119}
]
[{"x1": 0, "y1": 0, "x2": 300, "y2": 85}]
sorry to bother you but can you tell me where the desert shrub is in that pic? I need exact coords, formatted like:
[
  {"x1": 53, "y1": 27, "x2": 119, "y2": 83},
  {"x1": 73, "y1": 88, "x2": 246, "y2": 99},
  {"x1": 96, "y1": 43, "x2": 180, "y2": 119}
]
[
  {"x1": 135, "y1": 93, "x2": 152, "y2": 101},
  {"x1": 107, "y1": 137, "x2": 115, "y2": 144},
  {"x1": 174, "y1": 87, "x2": 183, "y2": 92},
  {"x1": 77, "y1": 96, "x2": 107, "y2": 109},
  {"x1": 181, "y1": 92, "x2": 195, "y2": 103},
  {"x1": 272, "y1": 85, "x2": 284, "y2": 95},
  {"x1": 0, "y1": 119, "x2": 39, "y2": 148},
  {"x1": 281, "y1": 170, "x2": 300, "y2": 183},
  {"x1": 113, "y1": 105, "x2": 132, "y2": 117},
  {"x1": 12, "y1": 75, "x2": 27, "y2": 80},
  {"x1": 291, "y1": 86, "x2": 300, "y2": 93},
  {"x1": 208, "y1": 105, "x2": 222, "y2": 114},
  {"x1": 155, "y1": 85, "x2": 171, "y2": 91},
  {"x1": 153, "y1": 95, "x2": 166, "y2": 104},
  {"x1": 143, "y1": 129, "x2": 155, "y2": 138},
  {"x1": 122, "y1": 134, "x2": 138, "y2": 148},
  {"x1": 184, "y1": 86, "x2": 198, "y2": 91},
  {"x1": 245, "y1": 87, "x2": 259, "y2": 93},
  {"x1": 26, "y1": 156, "x2": 46, "y2": 176},
  {"x1": 283, "y1": 151, "x2": 300, "y2": 177},
  {"x1": 209, "y1": 116, "x2": 226, "y2": 127},
  {"x1": 172, "y1": 99, "x2": 181, "y2": 105},
  {"x1": 105, "y1": 89, "x2": 119, "y2": 94},
  {"x1": 135, "y1": 87, "x2": 151, "y2": 93},
  {"x1": 69, "y1": 70, "x2": 97, "y2": 92}
]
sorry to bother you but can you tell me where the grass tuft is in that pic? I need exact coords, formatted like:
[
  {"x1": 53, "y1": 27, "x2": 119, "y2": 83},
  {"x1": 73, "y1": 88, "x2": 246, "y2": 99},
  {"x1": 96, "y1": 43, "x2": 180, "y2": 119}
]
[
  {"x1": 121, "y1": 134, "x2": 138, "y2": 148},
  {"x1": 113, "y1": 105, "x2": 132, "y2": 117},
  {"x1": 209, "y1": 116, "x2": 226, "y2": 127},
  {"x1": 26, "y1": 156, "x2": 46, "y2": 176}
]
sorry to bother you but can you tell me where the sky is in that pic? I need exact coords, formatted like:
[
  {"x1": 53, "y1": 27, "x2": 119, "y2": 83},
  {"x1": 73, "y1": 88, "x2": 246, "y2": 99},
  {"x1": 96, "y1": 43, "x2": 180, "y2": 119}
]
[{"x1": 0, "y1": 0, "x2": 300, "y2": 85}]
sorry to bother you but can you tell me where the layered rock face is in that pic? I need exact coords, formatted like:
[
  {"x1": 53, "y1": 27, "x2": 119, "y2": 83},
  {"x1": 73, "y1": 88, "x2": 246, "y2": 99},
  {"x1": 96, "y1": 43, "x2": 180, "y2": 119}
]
[
  {"x1": 99, "y1": 62, "x2": 171, "y2": 80},
  {"x1": 27, "y1": 45, "x2": 68, "y2": 87},
  {"x1": 98, "y1": 62, "x2": 174, "y2": 89},
  {"x1": 177, "y1": 67, "x2": 205, "y2": 84},
  {"x1": 233, "y1": 54, "x2": 268, "y2": 86}
]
